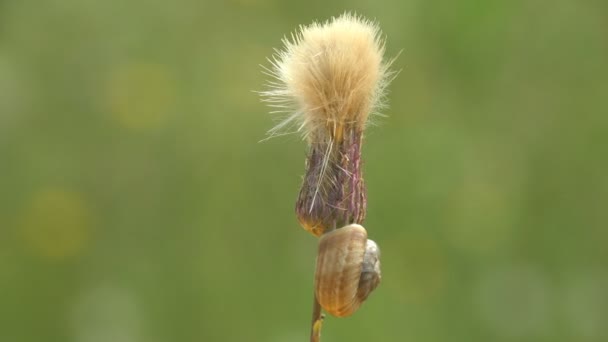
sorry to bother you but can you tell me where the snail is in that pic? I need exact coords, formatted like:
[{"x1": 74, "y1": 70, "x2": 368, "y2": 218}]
[{"x1": 314, "y1": 224, "x2": 381, "y2": 317}]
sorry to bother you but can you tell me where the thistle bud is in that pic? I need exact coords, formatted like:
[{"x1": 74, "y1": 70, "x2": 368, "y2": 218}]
[{"x1": 262, "y1": 13, "x2": 395, "y2": 236}]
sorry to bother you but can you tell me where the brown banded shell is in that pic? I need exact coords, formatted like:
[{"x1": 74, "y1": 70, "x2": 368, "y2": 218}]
[{"x1": 314, "y1": 224, "x2": 381, "y2": 317}]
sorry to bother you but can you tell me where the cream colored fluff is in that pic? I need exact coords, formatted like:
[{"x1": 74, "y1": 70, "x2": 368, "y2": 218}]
[{"x1": 262, "y1": 13, "x2": 394, "y2": 143}]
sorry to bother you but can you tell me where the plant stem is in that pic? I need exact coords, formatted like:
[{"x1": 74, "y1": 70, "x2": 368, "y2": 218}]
[{"x1": 310, "y1": 293, "x2": 324, "y2": 342}]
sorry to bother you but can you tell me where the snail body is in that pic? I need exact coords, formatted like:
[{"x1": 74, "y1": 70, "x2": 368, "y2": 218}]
[{"x1": 314, "y1": 224, "x2": 381, "y2": 317}]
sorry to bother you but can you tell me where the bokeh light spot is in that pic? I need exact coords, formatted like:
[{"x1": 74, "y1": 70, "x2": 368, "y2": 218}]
[
  {"x1": 105, "y1": 63, "x2": 175, "y2": 130},
  {"x1": 0, "y1": 53, "x2": 28, "y2": 128},
  {"x1": 71, "y1": 285, "x2": 142, "y2": 342},
  {"x1": 18, "y1": 189, "x2": 92, "y2": 261},
  {"x1": 564, "y1": 272, "x2": 608, "y2": 339}
]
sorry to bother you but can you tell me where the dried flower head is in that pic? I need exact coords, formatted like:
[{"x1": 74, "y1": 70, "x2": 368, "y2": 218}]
[
  {"x1": 262, "y1": 13, "x2": 393, "y2": 143},
  {"x1": 261, "y1": 13, "x2": 396, "y2": 237}
]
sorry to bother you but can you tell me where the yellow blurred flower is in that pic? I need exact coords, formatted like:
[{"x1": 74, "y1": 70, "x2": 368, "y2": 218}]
[
  {"x1": 105, "y1": 63, "x2": 175, "y2": 130},
  {"x1": 18, "y1": 189, "x2": 92, "y2": 261}
]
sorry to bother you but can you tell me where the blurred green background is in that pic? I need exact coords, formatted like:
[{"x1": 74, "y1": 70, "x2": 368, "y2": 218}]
[{"x1": 1, "y1": 0, "x2": 607, "y2": 341}]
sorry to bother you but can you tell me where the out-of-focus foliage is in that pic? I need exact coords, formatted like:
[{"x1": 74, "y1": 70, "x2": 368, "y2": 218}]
[{"x1": 1, "y1": 1, "x2": 607, "y2": 341}]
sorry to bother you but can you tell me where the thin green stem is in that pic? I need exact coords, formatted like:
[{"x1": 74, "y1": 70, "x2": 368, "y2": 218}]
[{"x1": 310, "y1": 293, "x2": 324, "y2": 342}]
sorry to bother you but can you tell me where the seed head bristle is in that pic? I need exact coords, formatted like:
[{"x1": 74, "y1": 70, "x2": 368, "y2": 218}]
[{"x1": 262, "y1": 13, "x2": 393, "y2": 144}]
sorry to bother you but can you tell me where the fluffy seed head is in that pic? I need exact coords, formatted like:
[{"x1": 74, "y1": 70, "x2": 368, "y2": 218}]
[{"x1": 262, "y1": 13, "x2": 394, "y2": 143}]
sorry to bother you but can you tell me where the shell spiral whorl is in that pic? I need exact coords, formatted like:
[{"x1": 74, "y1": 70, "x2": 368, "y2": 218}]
[{"x1": 314, "y1": 224, "x2": 381, "y2": 317}]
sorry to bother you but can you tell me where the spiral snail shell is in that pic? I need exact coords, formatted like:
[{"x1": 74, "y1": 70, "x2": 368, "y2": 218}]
[{"x1": 314, "y1": 224, "x2": 381, "y2": 317}]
